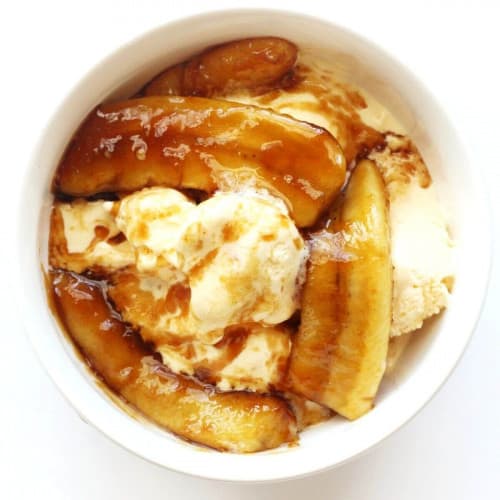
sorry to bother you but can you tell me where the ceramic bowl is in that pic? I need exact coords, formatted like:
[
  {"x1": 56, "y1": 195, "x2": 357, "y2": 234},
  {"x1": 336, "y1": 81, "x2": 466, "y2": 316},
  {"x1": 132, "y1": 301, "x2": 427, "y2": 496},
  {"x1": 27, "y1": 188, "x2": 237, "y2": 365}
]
[{"x1": 17, "y1": 9, "x2": 491, "y2": 482}]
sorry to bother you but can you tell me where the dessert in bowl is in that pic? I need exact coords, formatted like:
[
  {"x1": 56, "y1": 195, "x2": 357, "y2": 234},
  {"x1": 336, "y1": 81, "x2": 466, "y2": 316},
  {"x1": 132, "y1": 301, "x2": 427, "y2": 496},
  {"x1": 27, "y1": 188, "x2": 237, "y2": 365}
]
[{"x1": 18, "y1": 10, "x2": 490, "y2": 481}]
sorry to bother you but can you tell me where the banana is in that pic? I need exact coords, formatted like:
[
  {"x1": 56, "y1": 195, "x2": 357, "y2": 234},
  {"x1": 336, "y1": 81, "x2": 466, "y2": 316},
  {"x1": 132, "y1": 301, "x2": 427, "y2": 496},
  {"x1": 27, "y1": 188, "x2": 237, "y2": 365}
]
[
  {"x1": 144, "y1": 37, "x2": 297, "y2": 97},
  {"x1": 51, "y1": 270, "x2": 297, "y2": 452},
  {"x1": 55, "y1": 96, "x2": 346, "y2": 227},
  {"x1": 288, "y1": 159, "x2": 392, "y2": 419}
]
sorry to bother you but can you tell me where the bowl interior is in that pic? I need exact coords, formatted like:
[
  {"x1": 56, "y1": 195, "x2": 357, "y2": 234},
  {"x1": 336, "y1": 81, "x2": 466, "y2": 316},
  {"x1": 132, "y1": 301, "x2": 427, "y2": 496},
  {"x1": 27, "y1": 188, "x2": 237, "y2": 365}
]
[{"x1": 19, "y1": 9, "x2": 490, "y2": 482}]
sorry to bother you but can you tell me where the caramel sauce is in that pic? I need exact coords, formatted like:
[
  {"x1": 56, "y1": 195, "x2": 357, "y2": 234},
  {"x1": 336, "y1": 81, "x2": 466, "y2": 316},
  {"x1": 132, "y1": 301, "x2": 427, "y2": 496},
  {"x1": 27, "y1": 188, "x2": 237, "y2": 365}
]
[
  {"x1": 106, "y1": 270, "x2": 192, "y2": 346},
  {"x1": 188, "y1": 248, "x2": 219, "y2": 281},
  {"x1": 107, "y1": 232, "x2": 126, "y2": 245},
  {"x1": 215, "y1": 326, "x2": 249, "y2": 362},
  {"x1": 134, "y1": 221, "x2": 150, "y2": 241},
  {"x1": 221, "y1": 221, "x2": 243, "y2": 242},
  {"x1": 188, "y1": 326, "x2": 250, "y2": 385},
  {"x1": 164, "y1": 282, "x2": 191, "y2": 315},
  {"x1": 94, "y1": 225, "x2": 110, "y2": 240},
  {"x1": 261, "y1": 233, "x2": 276, "y2": 241},
  {"x1": 45, "y1": 37, "x2": 423, "y2": 449},
  {"x1": 247, "y1": 62, "x2": 385, "y2": 168}
]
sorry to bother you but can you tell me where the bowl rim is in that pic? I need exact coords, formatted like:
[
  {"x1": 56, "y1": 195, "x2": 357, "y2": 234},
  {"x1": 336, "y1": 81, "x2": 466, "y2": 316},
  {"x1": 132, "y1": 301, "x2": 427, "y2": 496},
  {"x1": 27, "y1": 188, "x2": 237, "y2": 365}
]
[{"x1": 16, "y1": 7, "x2": 492, "y2": 483}]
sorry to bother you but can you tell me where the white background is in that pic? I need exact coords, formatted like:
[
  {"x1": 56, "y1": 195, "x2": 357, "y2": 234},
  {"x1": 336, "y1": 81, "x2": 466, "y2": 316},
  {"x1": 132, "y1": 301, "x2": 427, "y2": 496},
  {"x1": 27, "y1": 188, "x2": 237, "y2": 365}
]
[{"x1": 2, "y1": 1, "x2": 499, "y2": 498}]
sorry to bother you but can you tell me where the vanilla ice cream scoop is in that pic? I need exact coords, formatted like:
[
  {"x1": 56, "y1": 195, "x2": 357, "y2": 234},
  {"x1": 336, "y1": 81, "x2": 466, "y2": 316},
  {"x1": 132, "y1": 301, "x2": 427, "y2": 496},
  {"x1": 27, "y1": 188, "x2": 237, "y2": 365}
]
[
  {"x1": 369, "y1": 135, "x2": 454, "y2": 337},
  {"x1": 116, "y1": 187, "x2": 307, "y2": 340}
]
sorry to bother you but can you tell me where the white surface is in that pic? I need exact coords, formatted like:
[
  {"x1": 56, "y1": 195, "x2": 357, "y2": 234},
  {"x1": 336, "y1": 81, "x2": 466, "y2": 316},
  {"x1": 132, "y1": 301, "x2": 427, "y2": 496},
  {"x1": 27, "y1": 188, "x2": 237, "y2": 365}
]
[{"x1": 2, "y1": 0, "x2": 499, "y2": 498}]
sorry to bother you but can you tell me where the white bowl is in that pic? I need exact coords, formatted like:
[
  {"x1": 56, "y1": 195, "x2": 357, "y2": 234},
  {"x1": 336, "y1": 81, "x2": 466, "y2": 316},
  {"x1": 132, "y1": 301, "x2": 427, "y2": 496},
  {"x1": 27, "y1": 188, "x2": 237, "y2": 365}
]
[{"x1": 17, "y1": 9, "x2": 491, "y2": 482}]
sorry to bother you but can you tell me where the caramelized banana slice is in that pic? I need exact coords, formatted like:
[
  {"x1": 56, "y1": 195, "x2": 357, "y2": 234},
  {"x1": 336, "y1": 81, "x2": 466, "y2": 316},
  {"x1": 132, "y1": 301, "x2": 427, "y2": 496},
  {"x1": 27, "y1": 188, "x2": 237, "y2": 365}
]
[
  {"x1": 288, "y1": 160, "x2": 391, "y2": 419},
  {"x1": 55, "y1": 96, "x2": 345, "y2": 227},
  {"x1": 51, "y1": 270, "x2": 297, "y2": 452},
  {"x1": 144, "y1": 37, "x2": 297, "y2": 97}
]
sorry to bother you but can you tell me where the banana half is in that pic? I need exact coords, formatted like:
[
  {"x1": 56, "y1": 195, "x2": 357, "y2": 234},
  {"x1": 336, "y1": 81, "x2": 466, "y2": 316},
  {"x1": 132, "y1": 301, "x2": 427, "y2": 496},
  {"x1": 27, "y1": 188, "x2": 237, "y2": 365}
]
[
  {"x1": 54, "y1": 96, "x2": 346, "y2": 228},
  {"x1": 288, "y1": 159, "x2": 392, "y2": 420},
  {"x1": 51, "y1": 270, "x2": 297, "y2": 452}
]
